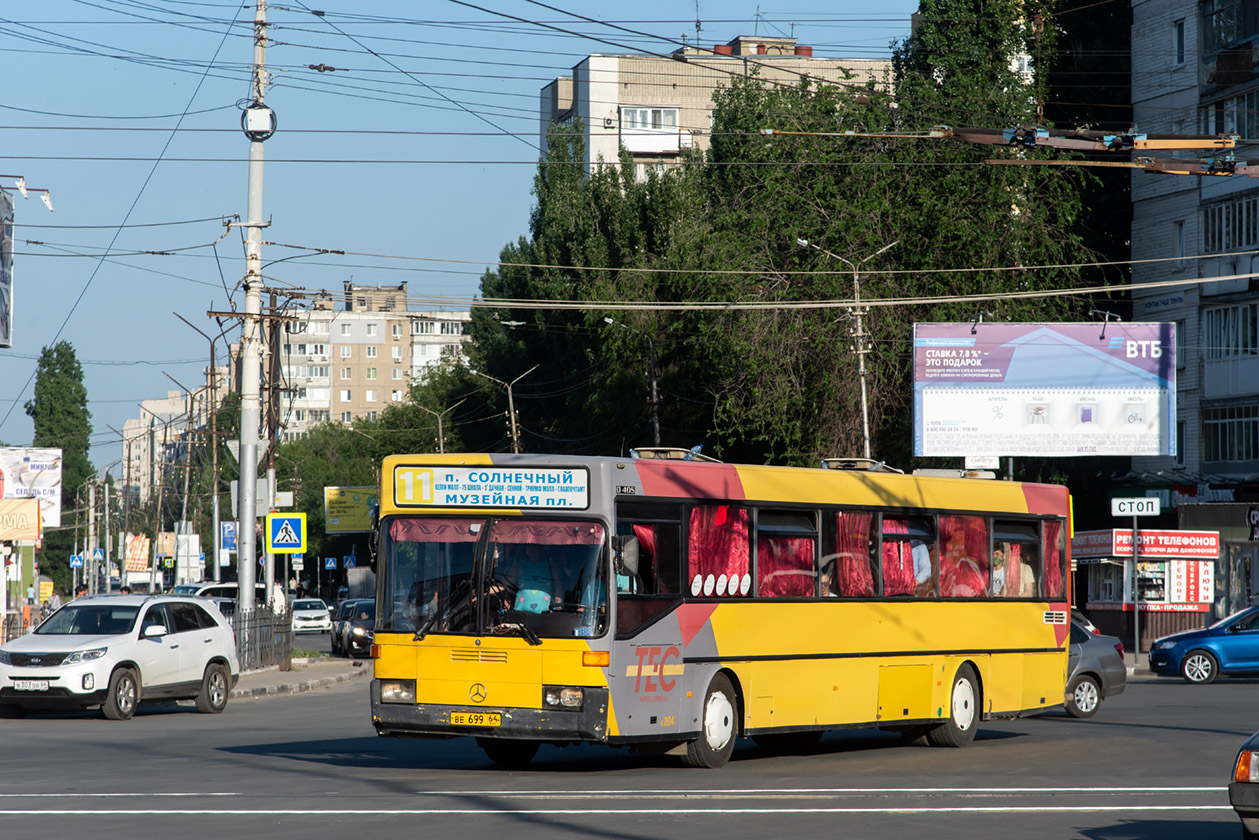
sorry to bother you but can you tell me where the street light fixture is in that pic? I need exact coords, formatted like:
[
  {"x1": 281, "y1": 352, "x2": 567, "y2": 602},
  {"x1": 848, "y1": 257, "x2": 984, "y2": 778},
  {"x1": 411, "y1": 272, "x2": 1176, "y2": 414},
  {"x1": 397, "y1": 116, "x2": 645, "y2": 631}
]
[
  {"x1": 471, "y1": 365, "x2": 539, "y2": 453},
  {"x1": 415, "y1": 398, "x2": 468, "y2": 454},
  {"x1": 796, "y1": 237, "x2": 898, "y2": 460},
  {"x1": 604, "y1": 316, "x2": 661, "y2": 447}
]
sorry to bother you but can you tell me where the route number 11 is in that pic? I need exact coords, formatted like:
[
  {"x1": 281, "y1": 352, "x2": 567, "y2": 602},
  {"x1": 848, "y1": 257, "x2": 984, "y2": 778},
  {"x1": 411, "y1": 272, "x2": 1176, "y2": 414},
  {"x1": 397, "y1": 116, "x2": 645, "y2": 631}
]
[{"x1": 395, "y1": 468, "x2": 434, "y2": 505}]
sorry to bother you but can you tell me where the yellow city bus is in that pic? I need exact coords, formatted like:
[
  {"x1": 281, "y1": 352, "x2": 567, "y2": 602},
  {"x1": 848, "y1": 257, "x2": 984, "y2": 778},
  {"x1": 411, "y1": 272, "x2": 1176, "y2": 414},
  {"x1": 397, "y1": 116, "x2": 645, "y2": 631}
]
[{"x1": 369, "y1": 450, "x2": 1072, "y2": 768}]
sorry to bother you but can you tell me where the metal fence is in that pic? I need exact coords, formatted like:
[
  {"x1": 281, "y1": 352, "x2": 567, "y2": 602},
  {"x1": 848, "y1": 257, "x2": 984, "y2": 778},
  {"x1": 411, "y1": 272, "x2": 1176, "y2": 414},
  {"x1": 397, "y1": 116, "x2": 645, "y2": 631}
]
[{"x1": 228, "y1": 606, "x2": 292, "y2": 672}]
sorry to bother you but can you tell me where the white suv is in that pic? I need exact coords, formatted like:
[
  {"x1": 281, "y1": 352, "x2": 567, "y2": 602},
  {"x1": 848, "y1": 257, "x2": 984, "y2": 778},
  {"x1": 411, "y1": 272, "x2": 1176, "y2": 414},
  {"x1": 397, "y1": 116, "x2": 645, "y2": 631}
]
[{"x1": 0, "y1": 594, "x2": 240, "y2": 720}]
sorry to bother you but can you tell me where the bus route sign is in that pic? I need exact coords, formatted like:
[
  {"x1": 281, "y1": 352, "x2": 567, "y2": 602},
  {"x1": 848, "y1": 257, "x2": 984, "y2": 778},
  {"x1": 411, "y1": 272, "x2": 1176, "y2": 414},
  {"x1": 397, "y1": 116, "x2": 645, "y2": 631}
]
[{"x1": 393, "y1": 466, "x2": 590, "y2": 510}]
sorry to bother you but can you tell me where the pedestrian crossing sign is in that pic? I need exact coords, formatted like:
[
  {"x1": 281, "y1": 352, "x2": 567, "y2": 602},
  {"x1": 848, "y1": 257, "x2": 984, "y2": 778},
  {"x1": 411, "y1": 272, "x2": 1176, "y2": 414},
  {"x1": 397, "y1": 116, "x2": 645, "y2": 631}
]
[{"x1": 265, "y1": 512, "x2": 306, "y2": 554}]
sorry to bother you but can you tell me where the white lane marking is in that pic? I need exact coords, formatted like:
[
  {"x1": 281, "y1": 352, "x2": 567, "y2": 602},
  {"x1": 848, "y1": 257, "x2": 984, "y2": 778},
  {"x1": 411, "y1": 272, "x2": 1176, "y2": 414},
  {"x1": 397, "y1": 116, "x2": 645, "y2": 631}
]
[
  {"x1": 0, "y1": 806, "x2": 1236, "y2": 816},
  {"x1": 0, "y1": 793, "x2": 240, "y2": 798},
  {"x1": 420, "y1": 787, "x2": 1225, "y2": 796}
]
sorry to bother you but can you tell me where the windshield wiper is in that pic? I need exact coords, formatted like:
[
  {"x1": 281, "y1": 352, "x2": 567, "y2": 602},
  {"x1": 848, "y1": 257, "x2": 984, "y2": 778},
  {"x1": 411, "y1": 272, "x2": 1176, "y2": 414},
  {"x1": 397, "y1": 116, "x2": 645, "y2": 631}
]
[
  {"x1": 496, "y1": 621, "x2": 542, "y2": 646},
  {"x1": 413, "y1": 606, "x2": 443, "y2": 641}
]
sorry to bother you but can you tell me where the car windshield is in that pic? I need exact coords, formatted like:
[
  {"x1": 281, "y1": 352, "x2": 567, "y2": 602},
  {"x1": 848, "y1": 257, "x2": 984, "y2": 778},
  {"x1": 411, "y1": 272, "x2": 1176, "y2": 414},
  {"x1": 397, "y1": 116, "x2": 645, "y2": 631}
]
[
  {"x1": 379, "y1": 516, "x2": 608, "y2": 639},
  {"x1": 169, "y1": 584, "x2": 200, "y2": 595},
  {"x1": 1209, "y1": 606, "x2": 1259, "y2": 629},
  {"x1": 293, "y1": 600, "x2": 326, "y2": 611},
  {"x1": 36, "y1": 604, "x2": 140, "y2": 636}
]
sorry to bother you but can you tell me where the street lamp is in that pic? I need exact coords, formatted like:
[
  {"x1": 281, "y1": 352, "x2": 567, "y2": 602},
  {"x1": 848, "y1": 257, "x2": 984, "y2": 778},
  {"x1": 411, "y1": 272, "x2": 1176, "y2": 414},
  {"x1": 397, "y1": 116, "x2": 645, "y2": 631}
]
[
  {"x1": 796, "y1": 238, "x2": 898, "y2": 461},
  {"x1": 471, "y1": 365, "x2": 539, "y2": 453},
  {"x1": 604, "y1": 317, "x2": 661, "y2": 447},
  {"x1": 415, "y1": 398, "x2": 468, "y2": 454}
]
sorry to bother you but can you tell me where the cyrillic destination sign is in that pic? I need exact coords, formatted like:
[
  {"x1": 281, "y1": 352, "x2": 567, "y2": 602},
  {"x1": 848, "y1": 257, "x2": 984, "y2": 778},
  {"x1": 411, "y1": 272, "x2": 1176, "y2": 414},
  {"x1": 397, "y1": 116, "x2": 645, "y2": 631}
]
[{"x1": 393, "y1": 466, "x2": 590, "y2": 510}]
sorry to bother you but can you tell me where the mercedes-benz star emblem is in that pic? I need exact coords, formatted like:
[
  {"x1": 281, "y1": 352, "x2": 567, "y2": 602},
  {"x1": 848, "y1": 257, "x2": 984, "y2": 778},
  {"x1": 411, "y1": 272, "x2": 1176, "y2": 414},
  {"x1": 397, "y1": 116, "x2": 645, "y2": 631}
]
[{"x1": 469, "y1": 683, "x2": 487, "y2": 703}]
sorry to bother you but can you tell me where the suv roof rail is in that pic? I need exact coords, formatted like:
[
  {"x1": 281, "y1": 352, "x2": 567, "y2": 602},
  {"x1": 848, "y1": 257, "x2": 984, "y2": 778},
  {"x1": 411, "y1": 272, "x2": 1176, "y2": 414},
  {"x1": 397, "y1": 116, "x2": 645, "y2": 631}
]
[{"x1": 820, "y1": 457, "x2": 904, "y2": 474}]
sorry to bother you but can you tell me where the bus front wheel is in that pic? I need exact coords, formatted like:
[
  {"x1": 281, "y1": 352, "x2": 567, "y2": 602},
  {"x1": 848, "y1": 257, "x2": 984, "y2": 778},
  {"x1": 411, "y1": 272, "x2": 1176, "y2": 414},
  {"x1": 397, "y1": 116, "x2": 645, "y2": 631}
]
[
  {"x1": 927, "y1": 663, "x2": 979, "y2": 748},
  {"x1": 477, "y1": 738, "x2": 539, "y2": 767},
  {"x1": 683, "y1": 673, "x2": 737, "y2": 768}
]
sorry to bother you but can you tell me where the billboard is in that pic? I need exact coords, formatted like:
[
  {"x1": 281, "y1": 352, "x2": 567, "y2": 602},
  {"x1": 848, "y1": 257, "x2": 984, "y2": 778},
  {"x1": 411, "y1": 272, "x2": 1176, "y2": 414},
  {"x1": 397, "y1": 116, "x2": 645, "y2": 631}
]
[
  {"x1": 123, "y1": 533, "x2": 151, "y2": 572},
  {"x1": 0, "y1": 188, "x2": 11, "y2": 348},
  {"x1": 0, "y1": 447, "x2": 62, "y2": 527},
  {"x1": 0, "y1": 499, "x2": 40, "y2": 541},
  {"x1": 913, "y1": 323, "x2": 1176, "y2": 457},
  {"x1": 323, "y1": 486, "x2": 376, "y2": 534}
]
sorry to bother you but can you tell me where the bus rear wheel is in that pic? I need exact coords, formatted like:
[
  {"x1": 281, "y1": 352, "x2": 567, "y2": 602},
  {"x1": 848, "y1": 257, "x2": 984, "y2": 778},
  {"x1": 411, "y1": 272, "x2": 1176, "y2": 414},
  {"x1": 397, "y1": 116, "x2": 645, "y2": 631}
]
[
  {"x1": 683, "y1": 673, "x2": 737, "y2": 768},
  {"x1": 477, "y1": 738, "x2": 539, "y2": 767},
  {"x1": 927, "y1": 663, "x2": 979, "y2": 748}
]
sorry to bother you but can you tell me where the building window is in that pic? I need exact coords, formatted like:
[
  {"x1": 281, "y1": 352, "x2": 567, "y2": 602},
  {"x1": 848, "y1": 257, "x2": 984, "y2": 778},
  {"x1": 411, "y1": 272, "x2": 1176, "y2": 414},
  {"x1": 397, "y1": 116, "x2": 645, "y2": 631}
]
[
  {"x1": 294, "y1": 410, "x2": 306, "y2": 422},
  {"x1": 1203, "y1": 404, "x2": 1259, "y2": 461},
  {"x1": 1174, "y1": 19, "x2": 1186, "y2": 66},
  {"x1": 366, "y1": 367, "x2": 377, "y2": 380},
  {"x1": 1174, "y1": 320, "x2": 1185, "y2": 368},
  {"x1": 311, "y1": 410, "x2": 329, "y2": 422},
  {"x1": 392, "y1": 323, "x2": 403, "y2": 339},
  {"x1": 340, "y1": 389, "x2": 352, "y2": 402},
  {"x1": 310, "y1": 365, "x2": 329, "y2": 378},
  {"x1": 392, "y1": 390, "x2": 403, "y2": 402},
  {"x1": 309, "y1": 321, "x2": 328, "y2": 335},
  {"x1": 366, "y1": 389, "x2": 377, "y2": 402},
  {"x1": 341, "y1": 323, "x2": 352, "y2": 336},
  {"x1": 340, "y1": 411, "x2": 353, "y2": 423},
  {"x1": 1203, "y1": 0, "x2": 1243, "y2": 53},
  {"x1": 1172, "y1": 220, "x2": 1186, "y2": 268},
  {"x1": 1176, "y1": 420, "x2": 1186, "y2": 466},
  {"x1": 340, "y1": 346, "x2": 352, "y2": 359},
  {"x1": 366, "y1": 411, "x2": 378, "y2": 420},
  {"x1": 1203, "y1": 304, "x2": 1259, "y2": 359},
  {"x1": 391, "y1": 345, "x2": 402, "y2": 360},
  {"x1": 340, "y1": 367, "x2": 351, "y2": 380},
  {"x1": 1203, "y1": 193, "x2": 1259, "y2": 253},
  {"x1": 413, "y1": 320, "x2": 435, "y2": 335},
  {"x1": 366, "y1": 324, "x2": 378, "y2": 337},
  {"x1": 310, "y1": 344, "x2": 326, "y2": 355},
  {"x1": 440, "y1": 321, "x2": 464, "y2": 335},
  {"x1": 366, "y1": 346, "x2": 378, "y2": 358},
  {"x1": 622, "y1": 107, "x2": 678, "y2": 131},
  {"x1": 392, "y1": 368, "x2": 403, "y2": 380}
]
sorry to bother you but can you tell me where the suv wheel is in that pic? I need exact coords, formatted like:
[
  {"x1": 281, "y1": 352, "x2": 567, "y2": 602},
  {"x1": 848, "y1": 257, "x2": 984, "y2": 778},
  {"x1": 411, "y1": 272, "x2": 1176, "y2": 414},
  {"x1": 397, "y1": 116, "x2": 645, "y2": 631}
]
[
  {"x1": 196, "y1": 663, "x2": 230, "y2": 714},
  {"x1": 103, "y1": 668, "x2": 138, "y2": 720}
]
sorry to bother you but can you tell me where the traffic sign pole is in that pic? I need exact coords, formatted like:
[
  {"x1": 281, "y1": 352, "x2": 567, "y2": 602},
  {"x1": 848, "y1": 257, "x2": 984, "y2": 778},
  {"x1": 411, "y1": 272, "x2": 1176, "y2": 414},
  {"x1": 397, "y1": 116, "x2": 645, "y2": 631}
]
[{"x1": 1112, "y1": 496, "x2": 1161, "y2": 659}]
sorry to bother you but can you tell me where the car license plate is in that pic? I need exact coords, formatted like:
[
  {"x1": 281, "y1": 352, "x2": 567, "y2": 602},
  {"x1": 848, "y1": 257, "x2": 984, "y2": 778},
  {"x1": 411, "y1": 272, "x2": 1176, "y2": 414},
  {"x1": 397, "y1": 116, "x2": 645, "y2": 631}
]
[
  {"x1": 450, "y1": 711, "x2": 501, "y2": 727},
  {"x1": 14, "y1": 680, "x2": 49, "y2": 691}
]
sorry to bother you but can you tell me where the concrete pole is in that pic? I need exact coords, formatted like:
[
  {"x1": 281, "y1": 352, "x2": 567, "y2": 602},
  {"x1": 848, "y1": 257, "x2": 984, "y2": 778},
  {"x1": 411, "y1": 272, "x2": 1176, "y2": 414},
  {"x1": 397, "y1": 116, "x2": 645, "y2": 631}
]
[
  {"x1": 1133, "y1": 515, "x2": 1141, "y2": 658},
  {"x1": 236, "y1": 0, "x2": 268, "y2": 612},
  {"x1": 87, "y1": 482, "x2": 96, "y2": 594},
  {"x1": 103, "y1": 478, "x2": 111, "y2": 585}
]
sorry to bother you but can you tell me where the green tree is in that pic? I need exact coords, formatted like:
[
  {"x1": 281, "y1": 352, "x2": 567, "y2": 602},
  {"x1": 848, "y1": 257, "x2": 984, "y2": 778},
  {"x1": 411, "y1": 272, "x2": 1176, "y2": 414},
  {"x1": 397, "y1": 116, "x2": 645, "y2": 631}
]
[{"x1": 25, "y1": 341, "x2": 93, "y2": 592}]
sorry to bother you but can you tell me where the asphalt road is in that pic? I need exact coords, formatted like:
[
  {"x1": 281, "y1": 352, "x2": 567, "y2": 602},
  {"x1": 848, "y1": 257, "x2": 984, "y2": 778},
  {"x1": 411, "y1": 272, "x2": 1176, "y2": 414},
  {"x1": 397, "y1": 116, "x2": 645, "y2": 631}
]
[{"x1": 0, "y1": 672, "x2": 1252, "y2": 840}]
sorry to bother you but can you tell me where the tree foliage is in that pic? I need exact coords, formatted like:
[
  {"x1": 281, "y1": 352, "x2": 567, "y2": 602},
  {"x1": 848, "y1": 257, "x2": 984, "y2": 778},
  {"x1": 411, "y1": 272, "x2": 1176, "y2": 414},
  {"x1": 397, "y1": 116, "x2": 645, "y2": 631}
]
[{"x1": 25, "y1": 341, "x2": 93, "y2": 591}]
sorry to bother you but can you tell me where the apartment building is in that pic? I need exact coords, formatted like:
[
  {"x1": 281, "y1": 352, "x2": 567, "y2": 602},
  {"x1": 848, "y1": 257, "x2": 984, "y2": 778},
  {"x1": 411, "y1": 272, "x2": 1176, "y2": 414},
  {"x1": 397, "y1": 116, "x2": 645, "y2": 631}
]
[
  {"x1": 540, "y1": 35, "x2": 892, "y2": 179},
  {"x1": 278, "y1": 282, "x2": 470, "y2": 439},
  {"x1": 1131, "y1": 0, "x2": 1259, "y2": 608}
]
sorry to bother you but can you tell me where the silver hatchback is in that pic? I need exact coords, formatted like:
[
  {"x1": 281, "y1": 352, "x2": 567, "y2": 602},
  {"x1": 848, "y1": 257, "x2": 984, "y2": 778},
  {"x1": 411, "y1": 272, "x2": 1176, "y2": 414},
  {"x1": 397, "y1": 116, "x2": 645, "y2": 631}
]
[{"x1": 1065, "y1": 618, "x2": 1127, "y2": 718}]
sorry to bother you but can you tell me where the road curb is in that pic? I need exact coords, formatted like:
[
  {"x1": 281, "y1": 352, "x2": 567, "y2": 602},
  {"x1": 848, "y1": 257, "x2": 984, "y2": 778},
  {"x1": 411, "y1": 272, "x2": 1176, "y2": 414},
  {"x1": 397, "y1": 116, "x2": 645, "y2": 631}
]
[{"x1": 230, "y1": 664, "x2": 370, "y2": 699}]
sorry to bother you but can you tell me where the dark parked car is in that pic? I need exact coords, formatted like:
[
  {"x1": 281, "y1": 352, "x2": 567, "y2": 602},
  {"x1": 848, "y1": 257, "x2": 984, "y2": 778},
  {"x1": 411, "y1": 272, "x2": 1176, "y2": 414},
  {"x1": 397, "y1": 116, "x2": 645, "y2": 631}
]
[
  {"x1": 331, "y1": 599, "x2": 369, "y2": 657},
  {"x1": 1149, "y1": 606, "x2": 1259, "y2": 684},
  {"x1": 340, "y1": 601, "x2": 375, "y2": 658},
  {"x1": 1065, "y1": 619, "x2": 1127, "y2": 718},
  {"x1": 1232, "y1": 729, "x2": 1259, "y2": 839}
]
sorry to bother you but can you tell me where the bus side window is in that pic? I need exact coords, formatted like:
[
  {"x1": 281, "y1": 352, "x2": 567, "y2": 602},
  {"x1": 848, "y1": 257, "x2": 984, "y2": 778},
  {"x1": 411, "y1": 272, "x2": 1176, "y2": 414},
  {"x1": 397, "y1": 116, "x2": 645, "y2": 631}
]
[
  {"x1": 882, "y1": 516, "x2": 937, "y2": 598},
  {"x1": 822, "y1": 510, "x2": 875, "y2": 597},
  {"x1": 617, "y1": 521, "x2": 682, "y2": 595},
  {"x1": 688, "y1": 505, "x2": 750, "y2": 597},
  {"x1": 1043, "y1": 519, "x2": 1066, "y2": 599},
  {"x1": 939, "y1": 515, "x2": 989, "y2": 598},
  {"x1": 993, "y1": 520, "x2": 1040, "y2": 598},
  {"x1": 756, "y1": 510, "x2": 817, "y2": 598}
]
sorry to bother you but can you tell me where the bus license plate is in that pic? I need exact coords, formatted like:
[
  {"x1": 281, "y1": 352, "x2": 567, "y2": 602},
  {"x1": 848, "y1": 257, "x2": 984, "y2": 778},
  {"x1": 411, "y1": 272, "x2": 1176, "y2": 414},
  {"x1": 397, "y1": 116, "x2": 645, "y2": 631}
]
[
  {"x1": 14, "y1": 680, "x2": 49, "y2": 691},
  {"x1": 451, "y1": 711, "x2": 501, "y2": 727}
]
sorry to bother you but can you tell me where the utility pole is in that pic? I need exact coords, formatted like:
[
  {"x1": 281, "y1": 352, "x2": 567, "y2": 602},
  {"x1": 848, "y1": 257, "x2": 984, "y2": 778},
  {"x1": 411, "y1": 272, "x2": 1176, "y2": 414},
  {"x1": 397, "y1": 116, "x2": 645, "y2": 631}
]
[
  {"x1": 176, "y1": 311, "x2": 227, "y2": 582},
  {"x1": 237, "y1": 0, "x2": 276, "y2": 613},
  {"x1": 87, "y1": 482, "x2": 96, "y2": 594},
  {"x1": 604, "y1": 317, "x2": 661, "y2": 447},
  {"x1": 472, "y1": 365, "x2": 538, "y2": 453},
  {"x1": 796, "y1": 238, "x2": 897, "y2": 461},
  {"x1": 149, "y1": 418, "x2": 169, "y2": 594}
]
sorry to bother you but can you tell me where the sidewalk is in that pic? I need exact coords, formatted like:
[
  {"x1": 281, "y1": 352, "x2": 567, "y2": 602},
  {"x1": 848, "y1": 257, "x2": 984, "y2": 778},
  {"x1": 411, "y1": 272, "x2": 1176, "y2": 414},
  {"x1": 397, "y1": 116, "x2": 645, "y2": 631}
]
[
  {"x1": 230, "y1": 656, "x2": 370, "y2": 699},
  {"x1": 1124, "y1": 651, "x2": 1152, "y2": 678}
]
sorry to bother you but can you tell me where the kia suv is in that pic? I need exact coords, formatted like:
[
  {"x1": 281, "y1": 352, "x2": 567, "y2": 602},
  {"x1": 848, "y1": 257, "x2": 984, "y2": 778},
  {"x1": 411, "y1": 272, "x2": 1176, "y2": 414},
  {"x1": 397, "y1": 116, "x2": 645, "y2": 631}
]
[{"x1": 0, "y1": 594, "x2": 240, "y2": 720}]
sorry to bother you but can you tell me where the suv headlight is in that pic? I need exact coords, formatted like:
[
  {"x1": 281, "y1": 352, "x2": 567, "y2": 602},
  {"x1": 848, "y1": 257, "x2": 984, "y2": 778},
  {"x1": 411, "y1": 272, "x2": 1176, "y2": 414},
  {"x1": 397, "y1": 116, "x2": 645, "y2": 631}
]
[
  {"x1": 63, "y1": 648, "x2": 108, "y2": 665},
  {"x1": 1153, "y1": 640, "x2": 1176, "y2": 651},
  {"x1": 352, "y1": 626, "x2": 366, "y2": 637}
]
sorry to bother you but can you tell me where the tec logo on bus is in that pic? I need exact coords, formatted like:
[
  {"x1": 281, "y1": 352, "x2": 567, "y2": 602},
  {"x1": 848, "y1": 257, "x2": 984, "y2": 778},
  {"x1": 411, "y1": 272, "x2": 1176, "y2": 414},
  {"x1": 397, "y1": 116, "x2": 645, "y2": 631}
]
[{"x1": 628, "y1": 646, "x2": 683, "y2": 694}]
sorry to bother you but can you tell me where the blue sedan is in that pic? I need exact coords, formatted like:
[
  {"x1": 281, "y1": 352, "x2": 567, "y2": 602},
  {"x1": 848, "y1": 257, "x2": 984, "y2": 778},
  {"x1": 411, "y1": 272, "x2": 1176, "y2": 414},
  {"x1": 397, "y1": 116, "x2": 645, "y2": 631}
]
[{"x1": 1149, "y1": 606, "x2": 1259, "y2": 684}]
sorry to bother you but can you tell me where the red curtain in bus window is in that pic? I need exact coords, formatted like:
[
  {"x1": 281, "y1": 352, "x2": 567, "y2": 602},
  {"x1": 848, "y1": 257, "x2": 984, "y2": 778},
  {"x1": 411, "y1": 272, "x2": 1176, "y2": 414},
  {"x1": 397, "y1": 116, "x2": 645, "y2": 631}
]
[
  {"x1": 939, "y1": 516, "x2": 989, "y2": 598},
  {"x1": 758, "y1": 536, "x2": 815, "y2": 597},
  {"x1": 629, "y1": 524, "x2": 657, "y2": 592},
  {"x1": 688, "y1": 505, "x2": 749, "y2": 596},
  {"x1": 881, "y1": 518, "x2": 915, "y2": 596},
  {"x1": 1044, "y1": 520, "x2": 1065, "y2": 598},
  {"x1": 834, "y1": 510, "x2": 874, "y2": 596},
  {"x1": 390, "y1": 517, "x2": 481, "y2": 542}
]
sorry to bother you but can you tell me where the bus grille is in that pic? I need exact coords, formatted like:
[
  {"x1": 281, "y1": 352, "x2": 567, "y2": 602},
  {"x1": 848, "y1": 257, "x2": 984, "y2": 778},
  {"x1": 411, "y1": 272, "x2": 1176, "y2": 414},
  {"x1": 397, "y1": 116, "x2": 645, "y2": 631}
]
[{"x1": 451, "y1": 649, "x2": 508, "y2": 664}]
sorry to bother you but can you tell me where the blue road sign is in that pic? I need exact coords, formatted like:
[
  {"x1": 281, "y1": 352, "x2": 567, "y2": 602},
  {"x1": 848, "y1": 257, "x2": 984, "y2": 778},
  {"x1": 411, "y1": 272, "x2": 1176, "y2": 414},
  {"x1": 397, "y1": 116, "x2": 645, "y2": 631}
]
[
  {"x1": 266, "y1": 513, "x2": 306, "y2": 554},
  {"x1": 324, "y1": 557, "x2": 337, "y2": 570},
  {"x1": 222, "y1": 521, "x2": 238, "y2": 552},
  {"x1": 69, "y1": 554, "x2": 83, "y2": 569},
  {"x1": 343, "y1": 555, "x2": 356, "y2": 569},
  {"x1": 93, "y1": 547, "x2": 104, "y2": 562}
]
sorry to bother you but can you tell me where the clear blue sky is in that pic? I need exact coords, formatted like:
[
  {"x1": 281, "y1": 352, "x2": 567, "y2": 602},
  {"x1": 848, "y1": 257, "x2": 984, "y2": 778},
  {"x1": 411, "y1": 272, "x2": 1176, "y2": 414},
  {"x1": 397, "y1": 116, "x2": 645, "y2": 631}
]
[{"x1": 0, "y1": 0, "x2": 918, "y2": 469}]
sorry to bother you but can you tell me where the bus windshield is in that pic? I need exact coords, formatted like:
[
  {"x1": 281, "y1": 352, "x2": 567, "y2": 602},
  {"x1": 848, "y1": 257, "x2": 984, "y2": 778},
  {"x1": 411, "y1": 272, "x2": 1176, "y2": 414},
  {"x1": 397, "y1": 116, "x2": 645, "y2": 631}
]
[{"x1": 379, "y1": 516, "x2": 608, "y2": 639}]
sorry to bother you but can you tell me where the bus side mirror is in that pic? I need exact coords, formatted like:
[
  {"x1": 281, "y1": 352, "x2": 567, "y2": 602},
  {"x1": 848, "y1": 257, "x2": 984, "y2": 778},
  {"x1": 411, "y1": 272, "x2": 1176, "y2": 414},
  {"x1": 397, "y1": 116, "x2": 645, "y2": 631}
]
[
  {"x1": 367, "y1": 504, "x2": 380, "y2": 572},
  {"x1": 613, "y1": 536, "x2": 639, "y2": 577}
]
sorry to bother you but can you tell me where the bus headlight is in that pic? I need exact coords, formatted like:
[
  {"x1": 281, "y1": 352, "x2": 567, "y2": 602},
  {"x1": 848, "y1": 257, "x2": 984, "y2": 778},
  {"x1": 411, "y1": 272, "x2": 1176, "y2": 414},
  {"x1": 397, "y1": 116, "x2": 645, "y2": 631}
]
[
  {"x1": 380, "y1": 679, "x2": 416, "y2": 704},
  {"x1": 543, "y1": 686, "x2": 584, "y2": 709}
]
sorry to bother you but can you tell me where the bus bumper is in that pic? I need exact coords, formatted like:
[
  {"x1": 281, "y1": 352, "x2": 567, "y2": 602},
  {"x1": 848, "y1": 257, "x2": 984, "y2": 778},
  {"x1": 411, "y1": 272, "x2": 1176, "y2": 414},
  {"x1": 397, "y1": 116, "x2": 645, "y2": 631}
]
[{"x1": 370, "y1": 680, "x2": 610, "y2": 742}]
